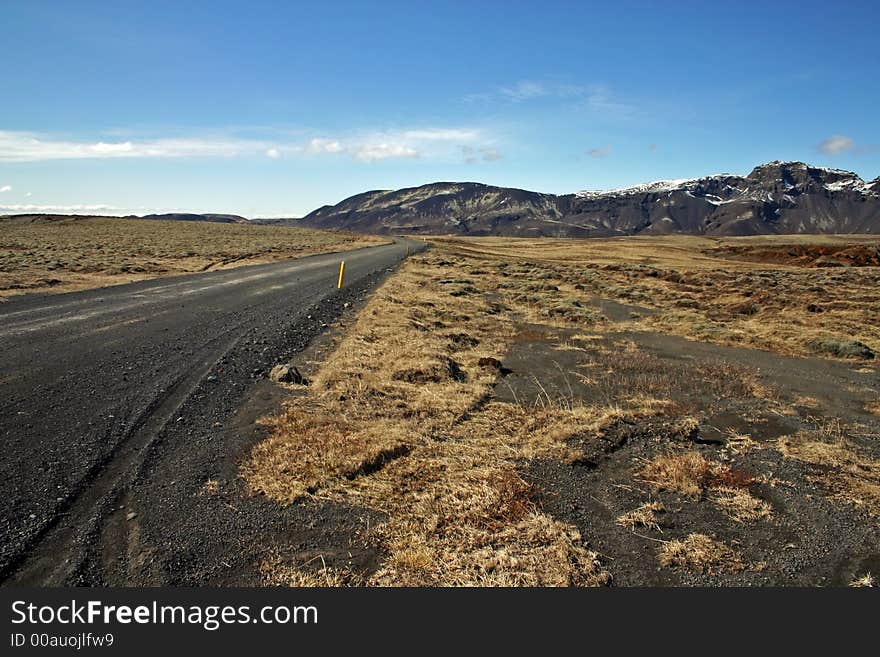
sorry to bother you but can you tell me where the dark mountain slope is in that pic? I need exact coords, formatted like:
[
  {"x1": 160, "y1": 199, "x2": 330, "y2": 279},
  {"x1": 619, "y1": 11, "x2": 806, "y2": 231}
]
[
  {"x1": 300, "y1": 161, "x2": 880, "y2": 237},
  {"x1": 302, "y1": 182, "x2": 569, "y2": 235}
]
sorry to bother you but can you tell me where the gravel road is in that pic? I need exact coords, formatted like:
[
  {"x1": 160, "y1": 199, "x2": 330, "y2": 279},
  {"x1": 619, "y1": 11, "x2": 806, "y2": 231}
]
[{"x1": 0, "y1": 238, "x2": 420, "y2": 585}]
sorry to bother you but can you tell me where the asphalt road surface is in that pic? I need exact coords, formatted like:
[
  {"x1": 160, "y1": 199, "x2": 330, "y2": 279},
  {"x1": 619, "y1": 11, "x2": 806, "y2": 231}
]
[{"x1": 0, "y1": 238, "x2": 421, "y2": 585}]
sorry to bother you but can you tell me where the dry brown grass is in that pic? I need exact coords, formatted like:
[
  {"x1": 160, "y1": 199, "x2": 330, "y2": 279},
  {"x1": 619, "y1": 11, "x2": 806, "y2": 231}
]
[
  {"x1": 778, "y1": 433, "x2": 880, "y2": 515},
  {"x1": 243, "y1": 413, "x2": 411, "y2": 503},
  {"x1": 850, "y1": 573, "x2": 876, "y2": 587},
  {"x1": 431, "y1": 234, "x2": 880, "y2": 268},
  {"x1": 638, "y1": 449, "x2": 772, "y2": 522},
  {"x1": 658, "y1": 533, "x2": 745, "y2": 572},
  {"x1": 358, "y1": 452, "x2": 608, "y2": 586},
  {"x1": 638, "y1": 451, "x2": 713, "y2": 497},
  {"x1": 710, "y1": 487, "x2": 772, "y2": 523},
  {"x1": 616, "y1": 502, "x2": 665, "y2": 531},
  {"x1": 721, "y1": 429, "x2": 758, "y2": 456},
  {"x1": 243, "y1": 252, "x2": 617, "y2": 586},
  {"x1": 259, "y1": 556, "x2": 364, "y2": 587},
  {"x1": 243, "y1": 235, "x2": 874, "y2": 585},
  {"x1": 198, "y1": 479, "x2": 220, "y2": 497},
  {"x1": 793, "y1": 394, "x2": 823, "y2": 410},
  {"x1": 0, "y1": 215, "x2": 386, "y2": 298},
  {"x1": 430, "y1": 235, "x2": 880, "y2": 360}
]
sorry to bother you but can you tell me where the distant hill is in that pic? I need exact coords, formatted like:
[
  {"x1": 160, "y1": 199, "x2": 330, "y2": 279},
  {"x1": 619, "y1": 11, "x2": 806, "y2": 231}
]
[
  {"x1": 299, "y1": 161, "x2": 880, "y2": 237},
  {"x1": 0, "y1": 213, "x2": 250, "y2": 225},
  {"x1": 249, "y1": 217, "x2": 301, "y2": 225},
  {"x1": 139, "y1": 213, "x2": 248, "y2": 224}
]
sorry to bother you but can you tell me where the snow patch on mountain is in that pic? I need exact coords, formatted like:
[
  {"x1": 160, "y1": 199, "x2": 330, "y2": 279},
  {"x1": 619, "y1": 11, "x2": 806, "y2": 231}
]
[
  {"x1": 577, "y1": 162, "x2": 878, "y2": 201},
  {"x1": 576, "y1": 178, "x2": 700, "y2": 199}
]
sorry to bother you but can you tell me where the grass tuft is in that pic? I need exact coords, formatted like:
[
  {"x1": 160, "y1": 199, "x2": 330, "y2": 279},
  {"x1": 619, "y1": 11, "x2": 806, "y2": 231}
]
[
  {"x1": 616, "y1": 502, "x2": 665, "y2": 531},
  {"x1": 658, "y1": 533, "x2": 745, "y2": 572},
  {"x1": 638, "y1": 451, "x2": 712, "y2": 498}
]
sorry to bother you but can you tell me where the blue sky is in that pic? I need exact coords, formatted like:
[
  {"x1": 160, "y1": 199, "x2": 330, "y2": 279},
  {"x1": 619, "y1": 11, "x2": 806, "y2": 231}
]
[{"x1": 1, "y1": 0, "x2": 878, "y2": 217}]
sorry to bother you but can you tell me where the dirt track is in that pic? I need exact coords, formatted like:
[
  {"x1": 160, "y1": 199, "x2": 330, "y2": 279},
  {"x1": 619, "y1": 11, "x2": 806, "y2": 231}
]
[{"x1": 498, "y1": 321, "x2": 880, "y2": 585}]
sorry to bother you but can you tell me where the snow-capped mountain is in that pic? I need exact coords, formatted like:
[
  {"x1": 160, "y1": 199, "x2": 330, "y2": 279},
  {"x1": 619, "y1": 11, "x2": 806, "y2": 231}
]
[{"x1": 298, "y1": 161, "x2": 880, "y2": 237}]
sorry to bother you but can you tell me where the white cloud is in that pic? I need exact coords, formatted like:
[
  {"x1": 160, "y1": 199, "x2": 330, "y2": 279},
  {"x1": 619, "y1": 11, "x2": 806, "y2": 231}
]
[
  {"x1": 818, "y1": 135, "x2": 855, "y2": 155},
  {"x1": 306, "y1": 138, "x2": 343, "y2": 154},
  {"x1": 91, "y1": 141, "x2": 134, "y2": 154},
  {"x1": 355, "y1": 143, "x2": 420, "y2": 162},
  {"x1": 0, "y1": 204, "x2": 122, "y2": 213},
  {"x1": 588, "y1": 145, "x2": 613, "y2": 158},
  {"x1": 0, "y1": 126, "x2": 491, "y2": 164},
  {"x1": 0, "y1": 130, "x2": 267, "y2": 162},
  {"x1": 351, "y1": 127, "x2": 490, "y2": 162},
  {"x1": 0, "y1": 185, "x2": 11, "y2": 192},
  {"x1": 25, "y1": 192, "x2": 32, "y2": 197},
  {"x1": 480, "y1": 147, "x2": 503, "y2": 162}
]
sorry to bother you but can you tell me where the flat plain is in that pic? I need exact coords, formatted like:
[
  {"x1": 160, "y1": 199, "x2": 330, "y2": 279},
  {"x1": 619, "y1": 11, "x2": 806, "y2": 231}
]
[
  {"x1": 2, "y1": 223, "x2": 877, "y2": 586},
  {"x1": 0, "y1": 214, "x2": 387, "y2": 299},
  {"x1": 243, "y1": 234, "x2": 879, "y2": 586}
]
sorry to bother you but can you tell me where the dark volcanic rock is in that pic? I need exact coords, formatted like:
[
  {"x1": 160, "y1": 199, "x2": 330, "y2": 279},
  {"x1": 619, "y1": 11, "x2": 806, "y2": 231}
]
[
  {"x1": 809, "y1": 338, "x2": 875, "y2": 360},
  {"x1": 268, "y1": 363, "x2": 308, "y2": 385},
  {"x1": 299, "y1": 161, "x2": 880, "y2": 237}
]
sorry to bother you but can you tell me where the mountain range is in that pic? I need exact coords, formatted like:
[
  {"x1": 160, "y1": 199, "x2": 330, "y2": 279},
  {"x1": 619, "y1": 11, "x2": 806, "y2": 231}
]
[
  {"x1": 297, "y1": 161, "x2": 880, "y2": 237},
  {"x1": 4, "y1": 161, "x2": 877, "y2": 237}
]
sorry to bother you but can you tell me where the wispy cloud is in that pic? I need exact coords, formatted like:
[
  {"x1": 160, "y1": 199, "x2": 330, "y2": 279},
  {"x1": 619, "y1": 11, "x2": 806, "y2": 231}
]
[
  {"x1": 0, "y1": 204, "x2": 122, "y2": 213},
  {"x1": 818, "y1": 135, "x2": 855, "y2": 155},
  {"x1": 475, "y1": 80, "x2": 636, "y2": 120},
  {"x1": 0, "y1": 185, "x2": 11, "y2": 192},
  {"x1": 499, "y1": 81, "x2": 546, "y2": 101},
  {"x1": 0, "y1": 128, "x2": 490, "y2": 164},
  {"x1": 305, "y1": 138, "x2": 343, "y2": 154},
  {"x1": 461, "y1": 145, "x2": 504, "y2": 164},
  {"x1": 355, "y1": 143, "x2": 420, "y2": 162},
  {"x1": 353, "y1": 127, "x2": 490, "y2": 162},
  {"x1": 587, "y1": 145, "x2": 613, "y2": 158},
  {"x1": 0, "y1": 131, "x2": 267, "y2": 162},
  {"x1": 817, "y1": 135, "x2": 880, "y2": 156},
  {"x1": 0, "y1": 203, "x2": 252, "y2": 216}
]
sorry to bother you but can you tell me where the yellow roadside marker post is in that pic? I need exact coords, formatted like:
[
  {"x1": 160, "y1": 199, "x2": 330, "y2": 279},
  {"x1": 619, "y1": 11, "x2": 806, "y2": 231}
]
[{"x1": 337, "y1": 261, "x2": 345, "y2": 289}]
